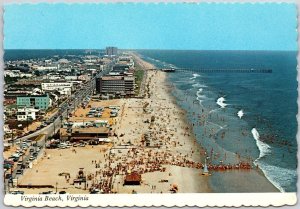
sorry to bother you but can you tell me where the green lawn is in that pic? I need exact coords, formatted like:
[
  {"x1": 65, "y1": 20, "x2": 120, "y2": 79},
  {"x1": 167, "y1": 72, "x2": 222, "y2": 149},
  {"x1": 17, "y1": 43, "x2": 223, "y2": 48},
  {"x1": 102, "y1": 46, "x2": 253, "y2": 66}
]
[{"x1": 134, "y1": 69, "x2": 144, "y2": 95}]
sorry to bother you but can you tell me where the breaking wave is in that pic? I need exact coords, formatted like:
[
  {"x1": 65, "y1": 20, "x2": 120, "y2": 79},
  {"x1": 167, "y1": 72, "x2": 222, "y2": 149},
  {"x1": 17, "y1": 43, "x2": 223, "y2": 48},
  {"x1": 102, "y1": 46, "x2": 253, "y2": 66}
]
[{"x1": 216, "y1": 97, "x2": 227, "y2": 108}]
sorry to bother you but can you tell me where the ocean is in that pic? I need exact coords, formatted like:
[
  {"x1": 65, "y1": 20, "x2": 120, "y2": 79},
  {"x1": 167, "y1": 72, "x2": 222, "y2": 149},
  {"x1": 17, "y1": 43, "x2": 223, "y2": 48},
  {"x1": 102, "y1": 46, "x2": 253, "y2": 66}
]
[
  {"x1": 137, "y1": 50, "x2": 298, "y2": 192},
  {"x1": 4, "y1": 49, "x2": 102, "y2": 61},
  {"x1": 4, "y1": 49, "x2": 298, "y2": 192}
]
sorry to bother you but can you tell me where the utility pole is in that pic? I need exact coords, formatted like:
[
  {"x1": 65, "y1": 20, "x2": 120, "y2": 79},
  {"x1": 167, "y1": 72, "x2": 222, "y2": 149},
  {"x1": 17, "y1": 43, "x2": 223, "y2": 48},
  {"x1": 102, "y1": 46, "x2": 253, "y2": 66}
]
[
  {"x1": 11, "y1": 130, "x2": 14, "y2": 146},
  {"x1": 4, "y1": 170, "x2": 7, "y2": 194},
  {"x1": 26, "y1": 107, "x2": 29, "y2": 131},
  {"x1": 66, "y1": 108, "x2": 69, "y2": 122},
  {"x1": 60, "y1": 115, "x2": 63, "y2": 127},
  {"x1": 53, "y1": 121, "x2": 56, "y2": 136}
]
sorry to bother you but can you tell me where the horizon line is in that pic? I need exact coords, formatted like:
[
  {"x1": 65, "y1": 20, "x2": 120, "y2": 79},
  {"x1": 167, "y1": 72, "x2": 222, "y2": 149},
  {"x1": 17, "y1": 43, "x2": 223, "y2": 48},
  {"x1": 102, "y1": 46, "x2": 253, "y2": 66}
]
[{"x1": 3, "y1": 48, "x2": 298, "y2": 52}]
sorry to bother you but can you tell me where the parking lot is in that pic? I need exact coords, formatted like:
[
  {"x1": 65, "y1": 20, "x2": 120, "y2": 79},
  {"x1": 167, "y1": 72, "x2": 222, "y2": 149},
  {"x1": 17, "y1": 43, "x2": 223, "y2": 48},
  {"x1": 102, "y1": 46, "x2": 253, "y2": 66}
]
[{"x1": 68, "y1": 98, "x2": 121, "y2": 126}]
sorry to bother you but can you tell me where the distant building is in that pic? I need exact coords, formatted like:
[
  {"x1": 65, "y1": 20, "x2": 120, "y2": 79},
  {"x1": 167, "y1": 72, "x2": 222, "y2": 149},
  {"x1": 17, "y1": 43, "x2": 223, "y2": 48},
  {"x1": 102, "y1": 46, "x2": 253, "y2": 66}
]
[
  {"x1": 4, "y1": 98, "x2": 16, "y2": 106},
  {"x1": 112, "y1": 64, "x2": 130, "y2": 74},
  {"x1": 41, "y1": 82, "x2": 73, "y2": 95},
  {"x1": 17, "y1": 107, "x2": 39, "y2": 121},
  {"x1": 4, "y1": 124, "x2": 12, "y2": 134},
  {"x1": 32, "y1": 66, "x2": 58, "y2": 71},
  {"x1": 105, "y1": 47, "x2": 118, "y2": 56},
  {"x1": 17, "y1": 94, "x2": 51, "y2": 110},
  {"x1": 65, "y1": 76, "x2": 78, "y2": 81},
  {"x1": 4, "y1": 70, "x2": 33, "y2": 78},
  {"x1": 43, "y1": 75, "x2": 61, "y2": 80},
  {"x1": 78, "y1": 74, "x2": 91, "y2": 82},
  {"x1": 14, "y1": 79, "x2": 43, "y2": 87},
  {"x1": 118, "y1": 56, "x2": 134, "y2": 67},
  {"x1": 96, "y1": 76, "x2": 135, "y2": 97}
]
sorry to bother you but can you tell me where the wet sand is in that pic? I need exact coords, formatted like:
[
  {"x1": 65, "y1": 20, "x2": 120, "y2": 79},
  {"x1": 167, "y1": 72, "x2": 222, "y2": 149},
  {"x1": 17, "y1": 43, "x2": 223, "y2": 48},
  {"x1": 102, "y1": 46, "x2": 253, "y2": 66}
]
[{"x1": 209, "y1": 170, "x2": 278, "y2": 193}]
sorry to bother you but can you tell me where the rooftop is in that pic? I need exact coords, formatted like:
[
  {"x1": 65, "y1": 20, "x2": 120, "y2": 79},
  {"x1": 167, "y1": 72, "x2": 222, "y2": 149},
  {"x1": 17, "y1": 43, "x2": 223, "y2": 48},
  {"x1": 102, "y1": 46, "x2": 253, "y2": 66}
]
[
  {"x1": 125, "y1": 173, "x2": 141, "y2": 182},
  {"x1": 17, "y1": 94, "x2": 49, "y2": 98},
  {"x1": 101, "y1": 76, "x2": 134, "y2": 81},
  {"x1": 101, "y1": 76, "x2": 123, "y2": 81},
  {"x1": 72, "y1": 127, "x2": 110, "y2": 134}
]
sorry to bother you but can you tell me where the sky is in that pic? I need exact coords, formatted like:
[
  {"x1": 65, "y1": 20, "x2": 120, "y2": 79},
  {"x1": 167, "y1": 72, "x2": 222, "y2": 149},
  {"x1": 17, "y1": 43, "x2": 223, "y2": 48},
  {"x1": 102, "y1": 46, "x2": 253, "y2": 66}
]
[{"x1": 4, "y1": 3, "x2": 297, "y2": 50}]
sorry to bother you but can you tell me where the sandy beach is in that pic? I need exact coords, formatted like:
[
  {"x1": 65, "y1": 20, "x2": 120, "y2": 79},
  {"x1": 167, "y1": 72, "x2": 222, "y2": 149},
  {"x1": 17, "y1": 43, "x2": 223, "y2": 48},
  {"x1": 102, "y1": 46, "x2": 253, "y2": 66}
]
[{"x1": 14, "y1": 53, "x2": 278, "y2": 194}]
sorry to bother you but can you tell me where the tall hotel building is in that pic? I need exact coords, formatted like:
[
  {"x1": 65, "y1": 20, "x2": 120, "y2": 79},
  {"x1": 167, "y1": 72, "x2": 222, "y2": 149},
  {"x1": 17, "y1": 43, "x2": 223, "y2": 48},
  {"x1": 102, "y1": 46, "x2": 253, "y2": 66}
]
[
  {"x1": 96, "y1": 76, "x2": 135, "y2": 97},
  {"x1": 105, "y1": 47, "x2": 118, "y2": 56}
]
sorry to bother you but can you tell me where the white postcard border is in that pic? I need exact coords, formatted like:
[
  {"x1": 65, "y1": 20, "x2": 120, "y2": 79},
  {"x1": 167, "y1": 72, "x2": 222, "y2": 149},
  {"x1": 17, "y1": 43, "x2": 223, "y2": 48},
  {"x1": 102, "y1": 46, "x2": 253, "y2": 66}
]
[
  {"x1": 3, "y1": 193, "x2": 298, "y2": 207},
  {"x1": 1, "y1": 0, "x2": 299, "y2": 208}
]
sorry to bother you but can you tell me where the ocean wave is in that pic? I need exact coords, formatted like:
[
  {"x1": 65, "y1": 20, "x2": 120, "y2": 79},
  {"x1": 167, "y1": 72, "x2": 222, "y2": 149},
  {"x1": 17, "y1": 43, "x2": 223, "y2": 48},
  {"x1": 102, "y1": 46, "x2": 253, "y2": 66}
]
[
  {"x1": 237, "y1": 110, "x2": 244, "y2": 119},
  {"x1": 209, "y1": 108, "x2": 219, "y2": 114},
  {"x1": 192, "y1": 83, "x2": 207, "y2": 88},
  {"x1": 168, "y1": 64, "x2": 177, "y2": 68},
  {"x1": 216, "y1": 97, "x2": 227, "y2": 108},
  {"x1": 196, "y1": 88, "x2": 207, "y2": 99},
  {"x1": 196, "y1": 88, "x2": 203, "y2": 95},
  {"x1": 197, "y1": 96, "x2": 206, "y2": 101},
  {"x1": 190, "y1": 73, "x2": 201, "y2": 80},
  {"x1": 254, "y1": 160, "x2": 296, "y2": 192},
  {"x1": 198, "y1": 99, "x2": 203, "y2": 106},
  {"x1": 195, "y1": 89, "x2": 206, "y2": 107},
  {"x1": 207, "y1": 121, "x2": 227, "y2": 130},
  {"x1": 251, "y1": 128, "x2": 293, "y2": 192},
  {"x1": 252, "y1": 128, "x2": 271, "y2": 160}
]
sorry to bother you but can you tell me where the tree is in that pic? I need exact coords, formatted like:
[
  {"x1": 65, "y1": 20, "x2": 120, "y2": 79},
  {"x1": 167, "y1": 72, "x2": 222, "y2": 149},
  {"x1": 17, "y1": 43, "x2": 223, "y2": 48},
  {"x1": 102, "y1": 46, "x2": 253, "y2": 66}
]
[{"x1": 34, "y1": 70, "x2": 41, "y2": 76}]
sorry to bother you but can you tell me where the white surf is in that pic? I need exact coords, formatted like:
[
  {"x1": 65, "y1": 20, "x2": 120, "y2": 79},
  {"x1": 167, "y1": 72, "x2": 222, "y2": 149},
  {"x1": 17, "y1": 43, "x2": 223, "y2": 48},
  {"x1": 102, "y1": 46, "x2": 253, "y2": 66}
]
[
  {"x1": 216, "y1": 97, "x2": 227, "y2": 108},
  {"x1": 237, "y1": 109, "x2": 244, "y2": 119}
]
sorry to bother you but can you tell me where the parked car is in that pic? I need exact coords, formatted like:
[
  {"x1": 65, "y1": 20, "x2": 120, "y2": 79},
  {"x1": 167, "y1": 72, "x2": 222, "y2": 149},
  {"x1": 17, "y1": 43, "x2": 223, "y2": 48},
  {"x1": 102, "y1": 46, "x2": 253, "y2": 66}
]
[
  {"x1": 3, "y1": 163, "x2": 12, "y2": 169},
  {"x1": 90, "y1": 189, "x2": 100, "y2": 194},
  {"x1": 10, "y1": 190, "x2": 24, "y2": 195},
  {"x1": 5, "y1": 173, "x2": 12, "y2": 180},
  {"x1": 16, "y1": 169, "x2": 23, "y2": 175},
  {"x1": 4, "y1": 160, "x2": 14, "y2": 165},
  {"x1": 12, "y1": 157, "x2": 19, "y2": 162},
  {"x1": 39, "y1": 190, "x2": 55, "y2": 194}
]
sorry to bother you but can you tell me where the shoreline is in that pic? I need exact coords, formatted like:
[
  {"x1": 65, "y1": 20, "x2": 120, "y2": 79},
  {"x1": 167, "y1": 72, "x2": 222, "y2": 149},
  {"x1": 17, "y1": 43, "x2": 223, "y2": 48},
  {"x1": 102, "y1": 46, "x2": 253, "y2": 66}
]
[
  {"x1": 131, "y1": 53, "x2": 212, "y2": 192},
  {"x1": 133, "y1": 53, "x2": 279, "y2": 193},
  {"x1": 132, "y1": 52, "x2": 206, "y2": 160}
]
